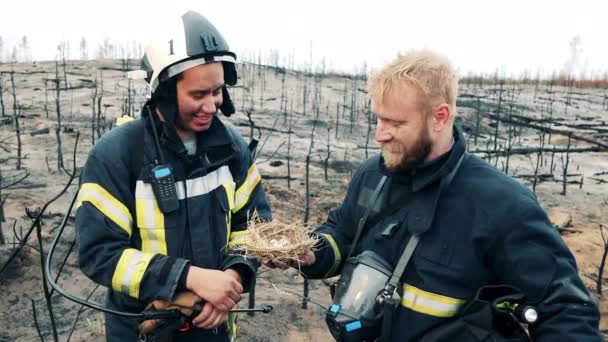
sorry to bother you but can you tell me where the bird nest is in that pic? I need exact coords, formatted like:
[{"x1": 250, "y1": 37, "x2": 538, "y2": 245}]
[{"x1": 228, "y1": 213, "x2": 320, "y2": 263}]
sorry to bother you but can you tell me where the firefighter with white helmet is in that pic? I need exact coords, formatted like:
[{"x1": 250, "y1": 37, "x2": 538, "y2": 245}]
[{"x1": 76, "y1": 10, "x2": 271, "y2": 341}]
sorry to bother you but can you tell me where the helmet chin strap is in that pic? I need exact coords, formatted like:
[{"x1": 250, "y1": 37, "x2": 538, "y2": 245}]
[
  {"x1": 145, "y1": 97, "x2": 187, "y2": 157},
  {"x1": 219, "y1": 86, "x2": 235, "y2": 116}
]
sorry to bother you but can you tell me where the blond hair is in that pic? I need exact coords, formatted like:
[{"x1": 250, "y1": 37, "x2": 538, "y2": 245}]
[{"x1": 368, "y1": 49, "x2": 458, "y2": 114}]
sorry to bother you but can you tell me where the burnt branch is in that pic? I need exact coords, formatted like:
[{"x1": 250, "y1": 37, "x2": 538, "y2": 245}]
[{"x1": 0, "y1": 132, "x2": 79, "y2": 276}]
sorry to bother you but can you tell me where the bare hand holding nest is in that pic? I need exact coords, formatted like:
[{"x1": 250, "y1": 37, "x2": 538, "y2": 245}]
[
  {"x1": 265, "y1": 251, "x2": 316, "y2": 269},
  {"x1": 228, "y1": 212, "x2": 320, "y2": 269}
]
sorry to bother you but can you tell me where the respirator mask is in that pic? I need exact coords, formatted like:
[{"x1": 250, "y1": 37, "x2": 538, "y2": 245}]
[{"x1": 325, "y1": 250, "x2": 400, "y2": 342}]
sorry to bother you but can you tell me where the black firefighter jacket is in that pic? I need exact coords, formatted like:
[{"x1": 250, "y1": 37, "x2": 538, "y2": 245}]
[
  {"x1": 75, "y1": 113, "x2": 271, "y2": 341},
  {"x1": 303, "y1": 126, "x2": 601, "y2": 341}
]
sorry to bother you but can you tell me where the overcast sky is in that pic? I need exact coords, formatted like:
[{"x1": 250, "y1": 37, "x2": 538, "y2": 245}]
[{"x1": 1, "y1": 0, "x2": 606, "y2": 77}]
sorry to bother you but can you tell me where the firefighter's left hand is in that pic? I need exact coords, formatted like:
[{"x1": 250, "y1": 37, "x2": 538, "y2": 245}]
[
  {"x1": 190, "y1": 268, "x2": 241, "y2": 329},
  {"x1": 192, "y1": 301, "x2": 227, "y2": 329},
  {"x1": 223, "y1": 268, "x2": 242, "y2": 284}
]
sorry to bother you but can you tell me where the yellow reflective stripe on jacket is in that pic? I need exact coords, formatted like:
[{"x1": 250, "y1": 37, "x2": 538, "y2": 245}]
[
  {"x1": 175, "y1": 166, "x2": 233, "y2": 199},
  {"x1": 233, "y1": 164, "x2": 261, "y2": 213},
  {"x1": 111, "y1": 248, "x2": 154, "y2": 299},
  {"x1": 135, "y1": 181, "x2": 168, "y2": 255},
  {"x1": 77, "y1": 183, "x2": 133, "y2": 237},
  {"x1": 226, "y1": 310, "x2": 238, "y2": 340},
  {"x1": 223, "y1": 182, "x2": 236, "y2": 252},
  {"x1": 321, "y1": 233, "x2": 341, "y2": 277},
  {"x1": 116, "y1": 115, "x2": 134, "y2": 126},
  {"x1": 228, "y1": 230, "x2": 251, "y2": 249},
  {"x1": 401, "y1": 284, "x2": 465, "y2": 317}
]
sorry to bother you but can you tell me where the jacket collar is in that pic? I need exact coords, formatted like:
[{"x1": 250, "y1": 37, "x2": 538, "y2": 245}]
[
  {"x1": 379, "y1": 125, "x2": 467, "y2": 192},
  {"x1": 195, "y1": 115, "x2": 234, "y2": 150}
]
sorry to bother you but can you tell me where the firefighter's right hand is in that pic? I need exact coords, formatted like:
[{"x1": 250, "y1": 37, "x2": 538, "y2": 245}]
[
  {"x1": 265, "y1": 252, "x2": 316, "y2": 270},
  {"x1": 186, "y1": 266, "x2": 243, "y2": 311}
]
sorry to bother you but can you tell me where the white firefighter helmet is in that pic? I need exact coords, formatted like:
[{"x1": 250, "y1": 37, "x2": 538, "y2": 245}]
[{"x1": 136, "y1": 10, "x2": 237, "y2": 95}]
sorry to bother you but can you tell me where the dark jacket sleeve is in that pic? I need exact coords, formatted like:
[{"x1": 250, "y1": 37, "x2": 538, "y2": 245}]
[
  {"x1": 490, "y1": 193, "x2": 601, "y2": 341},
  {"x1": 222, "y1": 131, "x2": 271, "y2": 291},
  {"x1": 301, "y1": 165, "x2": 368, "y2": 279},
  {"x1": 76, "y1": 128, "x2": 188, "y2": 303}
]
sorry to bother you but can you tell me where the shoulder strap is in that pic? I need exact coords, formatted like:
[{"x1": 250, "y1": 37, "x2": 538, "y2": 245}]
[
  {"x1": 347, "y1": 175, "x2": 387, "y2": 259},
  {"x1": 380, "y1": 152, "x2": 467, "y2": 342},
  {"x1": 385, "y1": 152, "x2": 467, "y2": 293}
]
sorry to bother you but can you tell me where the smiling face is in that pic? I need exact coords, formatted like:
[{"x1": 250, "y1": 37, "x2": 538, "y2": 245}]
[
  {"x1": 174, "y1": 62, "x2": 225, "y2": 138},
  {"x1": 373, "y1": 84, "x2": 433, "y2": 172}
]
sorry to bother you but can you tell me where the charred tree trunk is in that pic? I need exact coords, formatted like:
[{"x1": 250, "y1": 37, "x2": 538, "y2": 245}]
[
  {"x1": 280, "y1": 70, "x2": 287, "y2": 125},
  {"x1": 9, "y1": 72, "x2": 22, "y2": 170},
  {"x1": 302, "y1": 101, "x2": 319, "y2": 310},
  {"x1": 547, "y1": 79, "x2": 555, "y2": 144},
  {"x1": 246, "y1": 110, "x2": 255, "y2": 142},
  {"x1": 10, "y1": 71, "x2": 16, "y2": 117},
  {"x1": 365, "y1": 100, "x2": 372, "y2": 159},
  {"x1": 303, "y1": 92, "x2": 320, "y2": 225},
  {"x1": 532, "y1": 132, "x2": 545, "y2": 193},
  {"x1": 0, "y1": 74, "x2": 5, "y2": 117},
  {"x1": 287, "y1": 103, "x2": 293, "y2": 189},
  {"x1": 258, "y1": 70, "x2": 265, "y2": 112},
  {"x1": 94, "y1": 72, "x2": 104, "y2": 139},
  {"x1": 341, "y1": 81, "x2": 347, "y2": 121},
  {"x1": 91, "y1": 81, "x2": 97, "y2": 145},
  {"x1": 127, "y1": 79, "x2": 133, "y2": 116},
  {"x1": 44, "y1": 78, "x2": 50, "y2": 118},
  {"x1": 62, "y1": 53, "x2": 68, "y2": 89},
  {"x1": 0, "y1": 168, "x2": 4, "y2": 245},
  {"x1": 324, "y1": 105, "x2": 331, "y2": 181},
  {"x1": 532, "y1": 102, "x2": 546, "y2": 193},
  {"x1": 335, "y1": 102, "x2": 340, "y2": 139},
  {"x1": 55, "y1": 62, "x2": 64, "y2": 170},
  {"x1": 597, "y1": 223, "x2": 607, "y2": 294},
  {"x1": 14, "y1": 107, "x2": 22, "y2": 170},
  {"x1": 33, "y1": 212, "x2": 59, "y2": 342},
  {"x1": 504, "y1": 89, "x2": 520, "y2": 175},
  {"x1": 349, "y1": 79, "x2": 357, "y2": 134},
  {"x1": 474, "y1": 96, "x2": 482, "y2": 145},
  {"x1": 492, "y1": 79, "x2": 504, "y2": 167},
  {"x1": 561, "y1": 134, "x2": 572, "y2": 196}
]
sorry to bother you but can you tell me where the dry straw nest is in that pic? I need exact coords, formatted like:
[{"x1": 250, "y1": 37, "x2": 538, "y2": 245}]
[{"x1": 228, "y1": 213, "x2": 320, "y2": 263}]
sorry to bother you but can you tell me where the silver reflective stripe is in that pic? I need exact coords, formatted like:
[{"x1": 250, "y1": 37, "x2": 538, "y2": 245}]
[
  {"x1": 135, "y1": 181, "x2": 156, "y2": 200},
  {"x1": 213, "y1": 55, "x2": 237, "y2": 63},
  {"x1": 401, "y1": 284, "x2": 465, "y2": 317},
  {"x1": 135, "y1": 182, "x2": 164, "y2": 253},
  {"x1": 234, "y1": 164, "x2": 261, "y2": 212},
  {"x1": 166, "y1": 55, "x2": 236, "y2": 79},
  {"x1": 136, "y1": 182, "x2": 156, "y2": 227},
  {"x1": 120, "y1": 251, "x2": 144, "y2": 294},
  {"x1": 175, "y1": 166, "x2": 234, "y2": 199}
]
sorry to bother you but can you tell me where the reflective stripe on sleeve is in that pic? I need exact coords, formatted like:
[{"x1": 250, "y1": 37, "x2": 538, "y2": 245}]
[
  {"x1": 321, "y1": 233, "x2": 341, "y2": 278},
  {"x1": 223, "y1": 182, "x2": 236, "y2": 252},
  {"x1": 233, "y1": 164, "x2": 261, "y2": 213},
  {"x1": 401, "y1": 284, "x2": 465, "y2": 317},
  {"x1": 111, "y1": 248, "x2": 154, "y2": 299},
  {"x1": 77, "y1": 183, "x2": 133, "y2": 237},
  {"x1": 228, "y1": 230, "x2": 251, "y2": 249}
]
